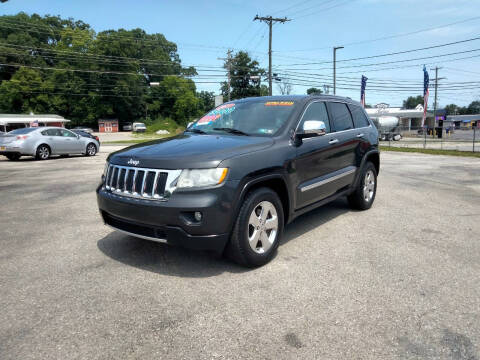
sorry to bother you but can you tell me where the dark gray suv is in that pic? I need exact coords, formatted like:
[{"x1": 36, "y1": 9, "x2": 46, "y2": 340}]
[{"x1": 97, "y1": 95, "x2": 379, "y2": 267}]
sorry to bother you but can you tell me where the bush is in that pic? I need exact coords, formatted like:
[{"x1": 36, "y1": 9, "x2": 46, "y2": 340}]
[{"x1": 145, "y1": 117, "x2": 185, "y2": 135}]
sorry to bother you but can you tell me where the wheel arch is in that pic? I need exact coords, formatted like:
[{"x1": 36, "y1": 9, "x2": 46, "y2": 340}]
[
  {"x1": 352, "y1": 149, "x2": 380, "y2": 190},
  {"x1": 37, "y1": 143, "x2": 51, "y2": 152},
  {"x1": 86, "y1": 141, "x2": 97, "y2": 153},
  {"x1": 234, "y1": 173, "x2": 292, "y2": 226}
]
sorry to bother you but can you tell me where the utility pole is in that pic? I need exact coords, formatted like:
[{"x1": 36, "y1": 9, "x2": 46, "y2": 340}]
[
  {"x1": 253, "y1": 15, "x2": 291, "y2": 96},
  {"x1": 430, "y1": 66, "x2": 445, "y2": 134},
  {"x1": 218, "y1": 49, "x2": 233, "y2": 101},
  {"x1": 333, "y1": 46, "x2": 344, "y2": 95}
]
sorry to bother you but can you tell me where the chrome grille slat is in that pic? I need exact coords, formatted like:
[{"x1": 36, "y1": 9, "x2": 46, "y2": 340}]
[
  {"x1": 141, "y1": 171, "x2": 147, "y2": 196},
  {"x1": 123, "y1": 169, "x2": 129, "y2": 192},
  {"x1": 103, "y1": 164, "x2": 181, "y2": 201},
  {"x1": 151, "y1": 171, "x2": 159, "y2": 197}
]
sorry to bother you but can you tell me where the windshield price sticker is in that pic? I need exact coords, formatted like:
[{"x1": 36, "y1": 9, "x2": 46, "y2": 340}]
[
  {"x1": 198, "y1": 103, "x2": 236, "y2": 124},
  {"x1": 264, "y1": 101, "x2": 294, "y2": 106}
]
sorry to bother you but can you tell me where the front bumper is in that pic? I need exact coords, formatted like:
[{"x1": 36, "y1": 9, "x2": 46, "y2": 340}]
[{"x1": 96, "y1": 180, "x2": 240, "y2": 252}]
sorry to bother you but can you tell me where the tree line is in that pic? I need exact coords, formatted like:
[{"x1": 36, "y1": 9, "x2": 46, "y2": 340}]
[
  {"x1": 0, "y1": 13, "x2": 215, "y2": 127},
  {"x1": 402, "y1": 96, "x2": 480, "y2": 115}
]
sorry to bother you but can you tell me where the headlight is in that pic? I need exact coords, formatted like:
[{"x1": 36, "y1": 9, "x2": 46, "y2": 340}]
[{"x1": 177, "y1": 168, "x2": 228, "y2": 188}]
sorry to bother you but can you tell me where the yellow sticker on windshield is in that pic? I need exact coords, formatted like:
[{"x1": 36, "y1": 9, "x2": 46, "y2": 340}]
[{"x1": 265, "y1": 101, "x2": 294, "y2": 106}]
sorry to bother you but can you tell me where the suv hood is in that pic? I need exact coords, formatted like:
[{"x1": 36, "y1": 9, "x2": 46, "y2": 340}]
[{"x1": 108, "y1": 134, "x2": 274, "y2": 169}]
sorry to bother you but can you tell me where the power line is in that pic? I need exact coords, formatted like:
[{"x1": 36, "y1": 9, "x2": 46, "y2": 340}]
[
  {"x1": 277, "y1": 16, "x2": 480, "y2": 52},
  {"x1": 292, "y1": 0, "x2": 357, "y2": 20},
  {"x1": 275, "y1": 36, "x2": 480, "y2": 66}
]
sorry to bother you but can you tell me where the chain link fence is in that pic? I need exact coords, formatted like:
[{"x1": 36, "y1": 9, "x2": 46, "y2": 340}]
[{"x1": 377, "y1": 126, "x2": 479, "y2": 153}]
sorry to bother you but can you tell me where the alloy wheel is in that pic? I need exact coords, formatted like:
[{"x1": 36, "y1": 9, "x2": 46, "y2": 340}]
[
  {"x1": 363, "y1": 170, "x2": 375, "y2": 202},
  {"x1": 39, "y1": 146, "x2": 49, "y2": 160},
  {"x1": 247, "y1": 201, "x2": 278, "y2": 254},
  {"x1": 87, "y1": 144, "x2": 96, "y2": 156}
]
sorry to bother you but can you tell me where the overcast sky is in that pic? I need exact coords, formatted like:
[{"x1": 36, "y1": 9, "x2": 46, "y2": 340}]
[{"x1": 2, "y1": 0, "x2": 480, "y2": 107}]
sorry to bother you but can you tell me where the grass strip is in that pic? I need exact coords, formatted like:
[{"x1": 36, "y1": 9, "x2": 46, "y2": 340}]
[{"x1": 380, "y1": 146, "x2": 480, "y2": 158}]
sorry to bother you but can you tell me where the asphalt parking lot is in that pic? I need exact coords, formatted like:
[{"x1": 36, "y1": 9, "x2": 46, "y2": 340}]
[{"x1": 1, "y1": 148, "x2": 479, "y2": 359}]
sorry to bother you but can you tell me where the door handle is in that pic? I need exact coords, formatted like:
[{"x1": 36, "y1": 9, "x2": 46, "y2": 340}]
[
  {"x1": 329, "y1": 138, "x2": 339, "y2": 145},
  {"x1": 356, "y1": 133, "x2": 365, "y2": 138}
]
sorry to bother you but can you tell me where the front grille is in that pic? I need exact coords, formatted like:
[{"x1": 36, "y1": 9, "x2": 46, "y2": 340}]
[{"x1": 104, "y1": 164, "x2": 181, "y2": 200}]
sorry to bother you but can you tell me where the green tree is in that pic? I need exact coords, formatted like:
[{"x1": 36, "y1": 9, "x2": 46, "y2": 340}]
[
  {"x1": 0, "y1": 13, "x2": 200, "y2": 127},
  {"x1": 402, "y1": 95, "x2": 424, "y2": 109},
  {"x1": 197, "y1": 91, "x2": 215, "y2": 114},
  {"x1": 467, "y1": 101, "x2": 480, "y2": 114},
  {"x1": 306, "y1": 87, "x2": 323, "y2": 95},
  {"x1": 221, "y1": 51, "x2": 265, "y2": 100}
]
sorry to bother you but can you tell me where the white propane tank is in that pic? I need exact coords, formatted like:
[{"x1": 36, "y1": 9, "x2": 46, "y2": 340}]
[{"x1": 376, "y1": 116, "x2": 399, "y2": 129}]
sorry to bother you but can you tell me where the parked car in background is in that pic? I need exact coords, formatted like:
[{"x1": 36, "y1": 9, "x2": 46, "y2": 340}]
[
  {"x1": 122, "y1": 122, "x2": 132, "y2": 131},
  {"x1": 73, "y1": 126, "x2": 94, "y2": 134},
  {"x1": 72, "y1": 129, "x2": 100, "y2": 143},
  {"x1": 132, "y1": 122, "x2": 146, "y2": 133},
  {"x1": 0, "y1": 127, "x2": 100, "y2": 161},
  {"x1": 98, "y1": 95, "x2": 379, "y2": 267}
]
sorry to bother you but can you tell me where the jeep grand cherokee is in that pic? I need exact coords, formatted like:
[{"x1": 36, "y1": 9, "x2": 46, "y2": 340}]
[{"x1": 97, "y1": 95, "x2": 379, "y2": 267}]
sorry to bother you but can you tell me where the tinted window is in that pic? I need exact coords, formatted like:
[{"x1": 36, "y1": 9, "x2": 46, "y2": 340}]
[
  {"x1": 300, "y1": 102, "x2": 331, "y2": 133},
  {"x1": 329, "y1": 102, "x2": 354, "y2": 132},
  {"x1": 8, "y1": 128, "x2": 37, "y2": 135},
  {"x1": 349, "y1": 105, "x2": 370, "y2": 128},
  {"x1": 60, "y1": 129, "x2": 76, "y2": 137}
]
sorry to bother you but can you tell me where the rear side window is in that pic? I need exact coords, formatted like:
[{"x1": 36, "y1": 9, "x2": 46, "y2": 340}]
[
  {"x1": 44, "y1": 129, "x2": 61, "y2": 136},
  {"x1": 329, "y1": 102, "x2": 354, "y2": 132},
  {"x1": 349, "y1": 105, "x2": 370, "y2": 128},
  {"x1": 300, "y1": 102, "x2": 331, "y2": 133}
]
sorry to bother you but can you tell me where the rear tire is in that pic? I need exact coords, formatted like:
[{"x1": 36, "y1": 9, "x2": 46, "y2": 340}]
[
  {"x1": 86, "y1": 143, "x2": 97, "y2": 156},
  {"x1": 6, "y1": 153, "x2": 21, "y2": 161},
  {"x1": 36, "y1": 145, "x2": 50, "y2": 160},
  {"x1": 348, "y1": 161, "x2": 377, "y2": 210},
  {"x1": 225, "y1": 187, "x2": 284, "y2": 267}
]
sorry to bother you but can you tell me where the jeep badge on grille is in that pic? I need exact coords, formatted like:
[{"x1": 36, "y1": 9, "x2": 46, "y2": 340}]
[{"x1": 127, "y1": 158, "x2": 139, "y2": 166}]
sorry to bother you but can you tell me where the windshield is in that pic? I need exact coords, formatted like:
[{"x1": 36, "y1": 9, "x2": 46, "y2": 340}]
[
  {"x1": 8, "y1": 128, "x2": 38, "y2": 135},
  {"x1": 189, "y1": 100, "x2": 297, "y2": 136}
]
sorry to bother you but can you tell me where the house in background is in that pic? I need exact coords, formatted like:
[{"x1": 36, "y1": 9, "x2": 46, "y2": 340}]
[
  {"x1": 98, "y1": 119, "x2": 119, "y2": 133},
  {"x1": 0, "y1": 114, "x2": 70, "y2": 132}
]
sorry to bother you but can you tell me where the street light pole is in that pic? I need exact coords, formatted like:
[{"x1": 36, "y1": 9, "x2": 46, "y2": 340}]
[{"x1": 333, "y1": 46, "x2": 344, "y2": 95}]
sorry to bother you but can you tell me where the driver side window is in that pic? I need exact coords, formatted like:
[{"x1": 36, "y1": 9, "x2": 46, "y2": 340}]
[{"x1": 299, "y1": 102, "x2": 331, "y2": 133}]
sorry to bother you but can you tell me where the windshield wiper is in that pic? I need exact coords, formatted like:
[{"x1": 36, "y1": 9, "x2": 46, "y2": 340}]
[
  {"x1": 185, "y1": 128, "x2": 207, "y2": 134},
  {"x1": 213, "y1": 127, "x2": 249, "y2": 136}
]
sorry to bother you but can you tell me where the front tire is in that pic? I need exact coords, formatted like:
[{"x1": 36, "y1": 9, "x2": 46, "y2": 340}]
[
  {"x1": 36, "y1": 145, "x2": 50, "y2": 160},
  {"x1": 6, "y1": 153, "x2": 21, "y2": 161},
  {"x1": 348, "y1": 161, "x2": 377, "y2": 210},
  {"x1": 226, "y1": 187, "x2": 284, "y2": 267},
  {"x1": 86, "y1": 143, "x2": 97, "y2": 156}
]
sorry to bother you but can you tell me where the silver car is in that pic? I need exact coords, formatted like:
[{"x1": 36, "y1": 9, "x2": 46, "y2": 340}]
[{"x1": 0, "y1": 127, "x2": 100, "y2": 161}]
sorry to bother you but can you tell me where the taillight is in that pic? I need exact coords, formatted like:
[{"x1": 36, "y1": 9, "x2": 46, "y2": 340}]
[
  {"x1": 95, "y1": 136, "x2": 99, "y2": 141},
  {"x1": 16, "y1": 135, "x2": 29, "y2": 140}
]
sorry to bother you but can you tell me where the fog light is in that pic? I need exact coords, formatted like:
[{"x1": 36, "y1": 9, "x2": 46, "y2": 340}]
[{"x1": 194, "y1": 211, "x2": 202, "y2": 222}]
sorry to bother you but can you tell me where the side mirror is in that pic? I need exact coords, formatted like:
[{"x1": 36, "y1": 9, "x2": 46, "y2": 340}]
[
  {"x1": 187, "y1": 121, "x2": 194, "y2": 128},
  {"x1": 299, "y1": 120, "x2": 327, "y2": 138}
]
